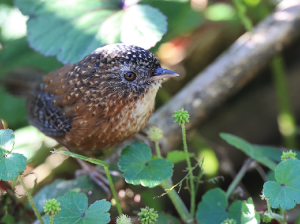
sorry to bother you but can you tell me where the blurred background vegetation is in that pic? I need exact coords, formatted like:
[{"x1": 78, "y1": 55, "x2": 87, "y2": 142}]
[{"x1": 2, "y1": 0, "x2": 300, "y2": 223}]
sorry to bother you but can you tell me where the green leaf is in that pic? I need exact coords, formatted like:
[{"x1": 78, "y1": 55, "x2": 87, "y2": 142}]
[
  {"x1": 15, "y1": 1, "x2": 167, "y2": 64},
  {"x1": 1, "y1": 214, "x2": 15, "y2": 224},
  {"x1": 118, "y1": 141, "x2": 174, "y2": 188},
  {"x1": 52, "y1": 149, "x2": 109, "y2": 167},
  {"x1": 263, "y1": 159, "x2": 300, "y2": 210},
  {"x1": 166, "y1": 150, "x2": 193, "y2": 164},
  {"x1": 0, "y1": 150, "x2": 27, "y2": 180},
  {"x1": 157, "y1": 213, "x2": 181, "y2": 224},
  {"x1": 34, "y1": 174, "x2": 106, "y2": 213},
  {"x1": 44, "y1": 192, "x2": 111, "y2": 224},
  {"x1": 0, "y1": 129, "x2": 27, "y2": 180},
  {"x1": 220, "y1": 133, "x2": 277, "y2": 170},
  {"x1": 121, "y1": 5, "x2": 167, "y2": 49},
  {"x1": 196, "y1": 188, "x2": 242, "y2": 224},
  {"x1": 241, "y1": 198, "x2": 260, "y2": 224},
  {"x1": 0, "y1": 129, "x2": 14, "y2": 152}
]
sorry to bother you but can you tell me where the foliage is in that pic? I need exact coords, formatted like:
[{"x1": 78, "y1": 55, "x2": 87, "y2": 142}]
[
  {"x1": 196, "y1": 188, "x2": 242, "y2": 224},
  {"x1": 33, "y1": 174, "x2": 106, "y2": 213},
  {"x1": 44, "y1": 192, "x2": 111, "y2": 224},
  {"x1": 220, "y1": 133, "x2": 277, "y2": 170},
  {"x1": 118, "y1": 141, "x2": 174, "y2": 188},
  {"x1": 263, "y1": 158, "x2": 300, "y2": 210},
  {"x1": 1, "y1": 0, "x2": 299, "y2": 223},
  {"x1": 14, "y1": 0, "x2": 167, "y2": 64},
  {"x1": 241, "y1": 198, "x2": 260, "y2": 224},
  {"x1": 0, "y1": 129, "x2": 26, "y2": 181}
]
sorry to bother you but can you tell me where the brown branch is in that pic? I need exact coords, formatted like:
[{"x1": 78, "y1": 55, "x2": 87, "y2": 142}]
[{"x1": 106, "y1": 0, "x2": 300, "y2": 163}]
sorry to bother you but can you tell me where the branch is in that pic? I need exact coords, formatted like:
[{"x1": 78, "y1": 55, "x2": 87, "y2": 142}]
[{"x1": 106, "y1": 0, "x2": 300, "y2": 163}]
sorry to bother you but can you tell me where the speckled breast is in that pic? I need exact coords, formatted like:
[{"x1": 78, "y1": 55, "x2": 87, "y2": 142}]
[{"x1": 60, "y1": 84, "x2": 159, "y2": 151}]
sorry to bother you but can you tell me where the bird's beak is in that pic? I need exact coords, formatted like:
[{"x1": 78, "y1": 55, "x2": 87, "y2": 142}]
[{"x1": 150, "y1": 68, "x2": 179, "y2": 81}]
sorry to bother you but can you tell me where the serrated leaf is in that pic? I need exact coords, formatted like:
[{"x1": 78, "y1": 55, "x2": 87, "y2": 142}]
[
  {"x1": 241, "y1": 198, "x2": 260, "y2": 224},
  {"x1": 118, "y1": 141, "x2": 173, "y2": 188},
  {"x1": 34, "y1": 174, "x2": 106, "y2": 213},
  {"x1": 166, "y1": 150, "x2": 193, "y2": 164},
  {"x1": 263, "y1": 159, "x2": 300, "y2": 210},
  {"x1": 220, "y1": 133, "x2": 277, "y2": 170},
  {"x1": 121, "y1": 5, "x2": 167, "y2": 49},
  {"x1": 196, "y1": 188, "x2": 242, "y2": 224},
  {"x1": 0, "y1": 150, "x2": 27, "y2": 181},
  {"x1": 15, "y1": 0, "x2": 167, "y2": 64},
  {"x1": 44, "y1": 192, "x2": 111, "y2": 224},
  {"x1": 0, "y1": 129, "x2": 14, "y2": 152},
  {"x1": 0, "y1": 129, "x2": 27, "y2": 180}
]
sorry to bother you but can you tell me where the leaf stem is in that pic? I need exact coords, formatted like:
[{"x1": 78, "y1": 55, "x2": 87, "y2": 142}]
[
  {"x1": 233, "y1": 0, "x2": 253, "y2": 32},
  {"x1": 50, "y1": 216, "x2": 54, "y2": 224},
  {"x1": 181, "y1": 124, "x2": 196, "y2": 218},
  {"x1": 271, "y1": 55, "x2": 297, "y2": 148},
  {"x1": 18, "y1": 175, "x2": 44, "y2": 224},
  {"x1": 155, "y1": 140, "x2": 193, "y2": 223},
  {"x1": 226, "y1": 158, "x2": 252, "y2": 199},
  {"x1": 155, "y1": 141, "x2": 161, "y2": 158},
  {"x1": 282, "y1": 210, "x2": 287, "y2": 224},
  {"x1": 266, "y1": 198, "x2": 273, "y2": 216},
  {"x1": 161, "y1": 179, "x2": 193, "y2": 223},
  {"x1": 104, "y1": 166, "x2": 122, "y2": 215}
]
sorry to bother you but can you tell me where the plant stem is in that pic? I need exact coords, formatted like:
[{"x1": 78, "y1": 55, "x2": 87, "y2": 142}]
[
  {"x1": 155, "y1": 140, "x2": 193, "y2": 223},
  {"x1": 226, "y1": 158, "x2": 252, "y2": 199},
  {"x1": 282, "y1": 210, "x2": 287, "y2": 224},
  {"x1": 104, "y1": 166, "x2": 122, "y2": 215},
  {"x1": 18, "y1": 175, "x2": 44, "y2": 224},
  {"x1": 181, "y1": 124, "x2": 195, "y2": 219},
  {"x1": 233, "y1": 0, "x2": 253, "y2": 32},
  {"x1": 50, "y1": 215, "x2": 54, "y2": 224},
  {"x1": 161, "y1": 179, "x2": 193, "y2": 223},
  {"x1": 266, "y1": 198, "x2": 273, "y2": 216},
  {"x1": 271, "y1": 55, "x2": 297, "y2": 148},
  {"x1": 155, "y1": 141, "x2": 161, "y2": 158}
]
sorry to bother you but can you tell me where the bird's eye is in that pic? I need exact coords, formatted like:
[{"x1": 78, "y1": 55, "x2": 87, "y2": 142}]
[{"x1": 124, "y1": 72, "x2": 136, "y2": 81}]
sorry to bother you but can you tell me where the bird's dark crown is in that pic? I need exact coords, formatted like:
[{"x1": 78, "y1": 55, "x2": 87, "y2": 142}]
[{"x1": 73, "y1": 44, "x2": 162, "y2": 100}]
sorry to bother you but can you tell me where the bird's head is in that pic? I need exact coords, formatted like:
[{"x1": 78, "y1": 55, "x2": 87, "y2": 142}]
[{"x1": 79, "y1": 44, "x2": 179, "y2": 100}]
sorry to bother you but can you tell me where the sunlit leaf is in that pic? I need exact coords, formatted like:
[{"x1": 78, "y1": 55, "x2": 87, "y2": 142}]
[
  {"x1": 15, "y1": 0, "x2": 167, "y2": 64},
  {"x1": 241, "y1": 198, "x2": 260, "y2": 224}
]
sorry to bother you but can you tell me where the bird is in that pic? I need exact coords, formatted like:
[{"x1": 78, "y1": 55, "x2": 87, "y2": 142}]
[
  {"x1": 2, "y1": 44, "x2": 179, "y2": 191},
  {"x1": 3, "y1": 43, "x2": 178, "y2": 151}
]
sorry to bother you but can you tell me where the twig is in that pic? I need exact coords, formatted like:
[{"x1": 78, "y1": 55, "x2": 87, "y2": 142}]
[{"x1": 226, "y1": 158, "x2": 253, "y2": 199}]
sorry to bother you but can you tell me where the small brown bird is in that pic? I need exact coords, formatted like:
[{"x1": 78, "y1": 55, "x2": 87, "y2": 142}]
[{"x1": 3, "y1": 44, "x2": 178, "y2": 151}]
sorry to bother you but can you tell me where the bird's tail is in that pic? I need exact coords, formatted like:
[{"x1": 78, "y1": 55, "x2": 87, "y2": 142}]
[{"x1": 0, "y1": 67, "x2": 44, "y2": 97}]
